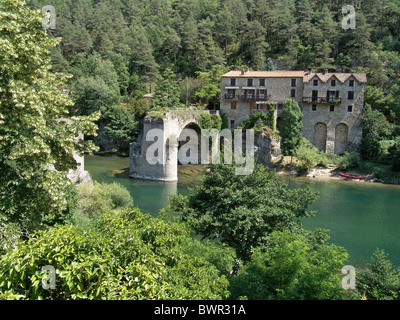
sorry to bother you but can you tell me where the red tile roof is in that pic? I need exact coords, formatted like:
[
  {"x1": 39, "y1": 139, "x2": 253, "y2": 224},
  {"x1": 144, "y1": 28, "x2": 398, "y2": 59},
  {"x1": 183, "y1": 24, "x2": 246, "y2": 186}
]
[
  {"x1": 222, "y1": 70, "x2": 367, "y2": 83},
  {"x1": 222, "y1": 70, "x2": 308, "y2": 78}
]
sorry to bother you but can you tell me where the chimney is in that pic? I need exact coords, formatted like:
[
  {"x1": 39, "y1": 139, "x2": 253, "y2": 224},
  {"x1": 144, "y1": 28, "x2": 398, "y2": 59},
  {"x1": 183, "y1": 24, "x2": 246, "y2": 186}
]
[
  {"x1": 307, "y1": 67, "x2": 312, "y2": 76},
  {"x1": 241, "y1": 70, "x2": 245, "y2": 76},
  {"x1": 324, "y1": 68, "x2": 329, "y2": 75}
]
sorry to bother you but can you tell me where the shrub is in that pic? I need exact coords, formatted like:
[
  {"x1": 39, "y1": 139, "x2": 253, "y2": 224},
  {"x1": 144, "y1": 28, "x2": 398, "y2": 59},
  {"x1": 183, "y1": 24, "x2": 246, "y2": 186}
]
[
  {"x1": 0, "y1": 209, "x2": 229, "y2": 300},
  {"x1": 239, "y1": 109, "x2": 275, "y2": 131},
  {"x1": 295, "y1": 138, "x2": 337, "y2": 172},
  {"x1": 295, "y1": 138, "x2": 322, "y2": 172},
  {"x1": 337, "y1": 152, "x2": 361, "y2": 171},
  {"x1": 228, "y1": 231, "x2": 353, "y2": 300},
  {"x1": 72, "y1": 182, "x2": 134, "y2": 229}
]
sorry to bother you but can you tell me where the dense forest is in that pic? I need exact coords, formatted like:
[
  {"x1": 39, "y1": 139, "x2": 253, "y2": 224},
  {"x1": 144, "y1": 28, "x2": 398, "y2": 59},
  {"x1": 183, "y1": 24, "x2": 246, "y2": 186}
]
[{"x1": 26, "y1": 0, "x2": 400, "y2": 163}]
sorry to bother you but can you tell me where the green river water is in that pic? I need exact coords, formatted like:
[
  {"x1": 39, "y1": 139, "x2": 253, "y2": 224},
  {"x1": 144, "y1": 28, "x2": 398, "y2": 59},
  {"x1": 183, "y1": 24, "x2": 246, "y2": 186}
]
[{"x1": 84, "y1": 155, "x2": 400, "y2": 268}]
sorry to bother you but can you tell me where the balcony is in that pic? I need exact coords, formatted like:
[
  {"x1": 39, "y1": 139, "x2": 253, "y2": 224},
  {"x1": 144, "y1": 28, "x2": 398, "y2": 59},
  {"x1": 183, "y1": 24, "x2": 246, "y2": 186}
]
[
  {"x1": 239, "y1": 94, "x2": 269, "y2": 102},
  {"x1": 303, "y1": 97, "x2": 342, "y2": 104},
  {"x1": 224, "y1": 93, "x2": 238, "y2": 101}
]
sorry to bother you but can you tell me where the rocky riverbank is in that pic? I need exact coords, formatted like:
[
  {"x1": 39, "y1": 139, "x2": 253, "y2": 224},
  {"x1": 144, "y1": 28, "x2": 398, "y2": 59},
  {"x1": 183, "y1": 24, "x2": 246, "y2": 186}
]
[{"x1": 273, "y1": 163, "x2": 400, "y2": 185}]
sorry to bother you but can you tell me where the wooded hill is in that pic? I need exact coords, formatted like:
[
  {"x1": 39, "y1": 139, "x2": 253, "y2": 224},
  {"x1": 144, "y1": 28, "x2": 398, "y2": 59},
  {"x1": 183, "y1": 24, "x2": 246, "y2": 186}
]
[{"x1": 27, "y1": 0, "x2": 400, "y2": 161}]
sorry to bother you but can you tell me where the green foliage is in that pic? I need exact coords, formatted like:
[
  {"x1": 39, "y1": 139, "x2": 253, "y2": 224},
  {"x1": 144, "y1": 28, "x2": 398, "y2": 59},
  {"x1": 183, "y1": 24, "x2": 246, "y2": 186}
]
[
  {"x1": 166, "y1": 163, "x2": 318, "y2": 260},
  {"x1": 71, "y1": 182, "x2": 134, "y2": 229},
  {"x1": 357, "y1": 249, "x2": 400, "y2": 300},
  {"x1": 229, "y1": 231, "x2": 352, "y2": 300},
  {"x1": 294, "y1": 138, "x2": 329, "y2": 172},
  {"x1": 239, "y1": 108, "x2": 276, "y2": 132},
  {"x1": 194, "y1": 65, "x2": 228, "y2": 109},
  {"x1": 145, "y1": 106, "x2": 169, "y2": 120},
  {"x1": 389, "y1": 137, "x2": 400, "y2": 171},
  {"x1": 198, "y1": 113, "x2": 222, "y2": 131},
  {"x1": 22, "y1": 0, "x2": 400, "y2": 165},
  {"x1": 336, "y1": 152, "x2": 361, "y2": 171},
  {"x1": 127, "y1": 98, "x2": 150, "y2": 119},
  {"x1": 104, "y1": 104, "x2": 140, "y2": 151},
  {"x1": 0, "y1": 215, "x2": 21, "y2": 255},
  {"x1": 0, "y1": 208, "x2": 229, "y2": 300},
  {"x1": 361, "y1": 105, "x2": 394, "y2": 160},
  {"x1": 279, "y1": 99, "x2": 303, "y2": 157},
  {"x1": 70, "y1": 52, "x2": 121, "y2": 115},
  {"x1": 0, "y1": 0, "x2": 99, "y2": 233},
  {"x1": 152, "y1": 68, "x2": 180, "y2": 109},
  {"x1": 180, "y1": 238, "x2": 238, "y2": 277}
]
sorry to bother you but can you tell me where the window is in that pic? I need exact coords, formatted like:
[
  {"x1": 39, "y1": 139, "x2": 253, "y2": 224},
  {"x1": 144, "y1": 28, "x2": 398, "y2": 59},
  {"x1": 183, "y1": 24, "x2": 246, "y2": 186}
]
[
  {"x1": 312, "y1": 90, "x2": 318, "y2": 102},
  {"x1": 327, "y1": 90, "x2": 339, "y2": 102},
  {"x1": 291, "y1": 89, "x2": 296, "y2": 98},
  {"x1": 348, "y1": 105, "x2": 353, "y2": 113},
  {"x1": 331, "y1": 80, "x2": 336, "y2": 87},
  {"x1": 330, "y1": 105, "x2": 335, "y2": 112},
  {"x1": 313, "y1": 79, "x2": 318, "y2": 86},
  {"x1": 348, "y1": 91, "x2": 354, "y2": 100},
  {"x1": 291, "y1": 79, "x2": 297, "y2": 87},
  {"x1": 231, "y1": 101, "x2": 237, "y2": 110},
  {"x1": 259, "y1": 79, "x2": 265, "y2": 87},
  {"x1": 230, "y1": 78, "x2": 236, "y2": 86},
  {"x1": 349, "y1": 80, "x2": 354, "y2": 87},
  {"x1": 312, "y1": 105, "x2": 317, "y2": 111},
  {"x1": 230, "y1": 120, "x2": 235, "y2": 129},
  {"x1": 247, "y1": 79, "x2": 253, "y2": 87}
]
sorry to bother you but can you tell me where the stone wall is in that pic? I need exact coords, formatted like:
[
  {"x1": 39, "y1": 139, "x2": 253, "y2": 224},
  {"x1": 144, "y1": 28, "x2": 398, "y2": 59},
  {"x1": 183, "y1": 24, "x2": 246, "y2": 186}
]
[
  {"x1": 220, "y1": 76, "x2": 304, "y2": 127},
  {"x1": 130, "y1": 110, "x2": 213, "y2": 181},
  {"x1": 301, "y1": 75, "x2": 364, "y2": 154},
  {"x1": 220, "y1": 72, "x2": 365, "y2": 155}
]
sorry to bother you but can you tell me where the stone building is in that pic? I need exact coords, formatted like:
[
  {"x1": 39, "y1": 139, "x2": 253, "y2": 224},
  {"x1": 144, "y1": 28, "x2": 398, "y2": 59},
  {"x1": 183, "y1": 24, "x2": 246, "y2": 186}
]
[{"x1": 220, "y1": 69, "x2": 367, "y2": 154}]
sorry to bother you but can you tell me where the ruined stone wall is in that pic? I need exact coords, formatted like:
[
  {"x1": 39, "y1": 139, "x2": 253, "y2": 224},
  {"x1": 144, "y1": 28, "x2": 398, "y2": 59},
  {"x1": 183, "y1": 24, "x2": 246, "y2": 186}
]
[{"x1": 130, "y1": 110, "x2": 212, "y2": 181}]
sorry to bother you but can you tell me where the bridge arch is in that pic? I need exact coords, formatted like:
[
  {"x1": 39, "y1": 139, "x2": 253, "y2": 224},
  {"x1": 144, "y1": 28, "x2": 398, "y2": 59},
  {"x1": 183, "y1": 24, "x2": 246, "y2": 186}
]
[{"x1": 130, "y1": 110, "x2": 217, "y2": 181}]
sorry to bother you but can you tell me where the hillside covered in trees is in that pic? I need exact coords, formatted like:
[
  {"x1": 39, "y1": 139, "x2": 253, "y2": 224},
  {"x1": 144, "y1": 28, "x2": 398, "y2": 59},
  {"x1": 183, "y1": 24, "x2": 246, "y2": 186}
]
[{"x1": 27, "y1": 0, "x2": 400, "y2": 163}]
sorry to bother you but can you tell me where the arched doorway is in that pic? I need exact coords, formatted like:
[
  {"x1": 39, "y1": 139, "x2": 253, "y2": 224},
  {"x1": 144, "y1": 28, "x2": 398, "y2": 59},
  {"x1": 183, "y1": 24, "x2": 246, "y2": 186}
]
[
  {"x1": 335, "y1": 123, "x2": 348, "y2": 155},
  {"x1": 314, "y1": 122, "x2": 327, "y2": 152}
]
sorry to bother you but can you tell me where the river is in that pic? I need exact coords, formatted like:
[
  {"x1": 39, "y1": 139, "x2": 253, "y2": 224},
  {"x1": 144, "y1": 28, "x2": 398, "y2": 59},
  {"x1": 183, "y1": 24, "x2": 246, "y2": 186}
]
[{"x1": 84, "y1": 155, "x2": 400, "y2": 268}]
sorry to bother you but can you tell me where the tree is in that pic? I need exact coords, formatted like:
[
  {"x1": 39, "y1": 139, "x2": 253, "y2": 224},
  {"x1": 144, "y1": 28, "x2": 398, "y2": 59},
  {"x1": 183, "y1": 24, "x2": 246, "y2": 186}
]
[
  {"x1": 152, "y1": 68, "x2": 180, "y2": 109},
  {"x1": 243, "y1": 20, "x2": 269, "y2": 70},
  {"x1": 357, "y1": 249, "x2": 400, "y2": 300},
  {"x1": 361, "y1": 105, "x2": 393, "y2": 159},
  {"x1": 70, "y1": 52, "x2": 121, "y2": 115},
  {"x1": 279, "y1": 99, "x2": 303, "y2": 158},
  {"x1": 165, "y1": 163, "x2": 318, "y2": 260},
  {"x1": 0, "y1": 0, "x2": 99, "y2": 233},
  {"x1": 104, "y1": 104, "x2": 140, "y2": 151},
  {"x1": 128, "y1": 24, "x2": 159, "y2": 84},
  {"x1": 194, "y1": 65, "x2": 228, "y2": 109},
  {"x1": 229, "y1": 231, "x2": 353, "y2": 300},
  {"x1": 0, "y1": 208, "x2": 229, "y2": 300}
]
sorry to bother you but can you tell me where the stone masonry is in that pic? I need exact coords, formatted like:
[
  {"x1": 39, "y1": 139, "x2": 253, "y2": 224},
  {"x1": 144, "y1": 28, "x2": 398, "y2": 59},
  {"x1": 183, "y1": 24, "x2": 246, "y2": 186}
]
[{"x1": 220, "y1": 69, "x2": 367, "y2": 155}]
